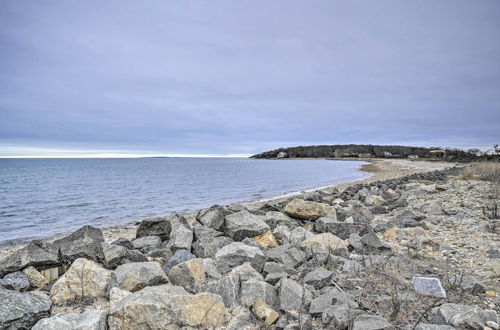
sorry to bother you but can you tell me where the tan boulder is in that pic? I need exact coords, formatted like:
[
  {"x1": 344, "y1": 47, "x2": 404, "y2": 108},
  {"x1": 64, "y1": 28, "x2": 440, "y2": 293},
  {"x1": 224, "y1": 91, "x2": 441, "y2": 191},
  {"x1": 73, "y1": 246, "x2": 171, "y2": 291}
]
[
  {"x1": 50, "y1": 258, "x2": 116, "y2": 306},
  {"x1": 301, "y1": 233, "x2": 348, "y2": 252},
  {"x1": 251, "y1": 231, "x2": 278, "y2": 249},
  {"x1": 23, "y1": 266, "x2": 48, "y2": 289},
  {"x1": 284, "y1": 199, "x2": 337, "y2": 220},
  {"x1": 108, "y1": 285, "x2": 226, "y2": 329},
  {"x1": 251, "y1": 298, "x2": 280, "y2": 325}
]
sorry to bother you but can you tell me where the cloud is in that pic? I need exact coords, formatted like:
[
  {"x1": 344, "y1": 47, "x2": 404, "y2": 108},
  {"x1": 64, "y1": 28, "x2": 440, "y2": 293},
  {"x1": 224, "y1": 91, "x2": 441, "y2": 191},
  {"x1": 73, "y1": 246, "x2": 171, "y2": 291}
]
[{"x1": 1, "y1": 0, "x2": 499, "y2": 156}]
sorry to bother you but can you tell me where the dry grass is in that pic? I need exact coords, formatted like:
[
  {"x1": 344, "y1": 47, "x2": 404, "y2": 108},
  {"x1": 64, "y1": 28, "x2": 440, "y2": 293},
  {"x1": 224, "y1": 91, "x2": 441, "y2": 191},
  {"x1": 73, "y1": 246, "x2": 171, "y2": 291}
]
[
  {"x1": 360, "y1": 163, "x2": 381, "y2": 173},
  {"x1": 459, "y1": 162, "x2": 500, "y2": 183}
]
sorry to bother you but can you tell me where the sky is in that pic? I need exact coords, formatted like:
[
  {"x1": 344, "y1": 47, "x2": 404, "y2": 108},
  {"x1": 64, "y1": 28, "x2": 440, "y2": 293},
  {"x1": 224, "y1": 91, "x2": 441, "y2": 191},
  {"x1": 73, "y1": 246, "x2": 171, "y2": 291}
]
[{"x1": 1, "y1": 1, "x2": 499, "y2": 157}]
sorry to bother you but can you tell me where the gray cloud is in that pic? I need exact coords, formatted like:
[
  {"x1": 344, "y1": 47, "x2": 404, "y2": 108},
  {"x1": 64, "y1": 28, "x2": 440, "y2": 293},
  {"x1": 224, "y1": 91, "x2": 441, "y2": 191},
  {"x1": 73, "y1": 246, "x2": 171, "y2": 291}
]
[{"x1": 1, "y1": 0, "x2": 499, "y2": 156}]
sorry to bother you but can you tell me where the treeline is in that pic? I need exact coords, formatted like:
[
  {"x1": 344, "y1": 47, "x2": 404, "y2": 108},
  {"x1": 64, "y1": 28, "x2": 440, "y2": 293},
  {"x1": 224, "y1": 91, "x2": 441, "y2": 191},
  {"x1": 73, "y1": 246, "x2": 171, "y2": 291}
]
[{"x1": 251, "y1": 144, "x2": 500, "y2": 162}]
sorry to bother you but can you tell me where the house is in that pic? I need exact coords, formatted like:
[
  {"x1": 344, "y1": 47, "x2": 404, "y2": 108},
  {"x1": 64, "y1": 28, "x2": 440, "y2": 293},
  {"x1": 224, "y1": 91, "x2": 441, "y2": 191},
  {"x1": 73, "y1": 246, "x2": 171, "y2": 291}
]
[{"x1": 277, "y1": 151, "x2": 287, "y2": 158}]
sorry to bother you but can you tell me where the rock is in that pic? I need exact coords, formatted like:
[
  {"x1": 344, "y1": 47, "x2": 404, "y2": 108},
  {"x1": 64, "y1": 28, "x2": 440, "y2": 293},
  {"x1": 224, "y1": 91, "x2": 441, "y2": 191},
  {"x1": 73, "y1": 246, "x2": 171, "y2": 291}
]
[
  {"x1": 315, "y1": 217, "x2": 365, "y2": 239},
  {"x1": 251, "y1": 231, "x2": 278, "y2": 248},
  {"x1": 108, "y1": 285, "x2": 226, "y2": 329},
  {"x1": 203, "y1": 274, "x2": 240, "y2": 307},
  {"x1": 196, "y1": 205, "x2": 225, "y2": 230},
  {"x1": 0, "y1": 240, "x2": 58, "y2": 277},
  {"x1": 0, "y1": 271, "x2": 30, "y2": 291},
  {"x1": 412, "y1": 277, "x2": 446, "y2": 298},
  {"x1": 131, "y1": 235, "x2": 161, "y2": 250},
  {"x1": 115, "y1": 261, "x2": 168, "y2": 292},
  {"x1": 102, "y1": 243, "x2": 148, "y2": 269},
  {"x1": 50, "y1": 258, "x2": 116, "y2": 306},
  {"x1": 263, "y1": 261, "x2": 286, "y2": 276},
  {"x1": 309, "y1": 293, "x2": 335, "y2": 315},
  {"x1": 136, "y1": 217, "x2": 171, "y2": 241},
  {"x1": 202, "y1": 258, "x2": 222, "y2": 280},
  {"x1": 111, "y1": 237, "x2": 134, "y2": 250},
  {"x1": 230, "y1": 262, "x2": 264, "y2": 281},
  {"x1": 266, "y1": 245, "x2": 306, "y2": 270},
  {"x1": 432, "y1": 303, "x2": 498, "y2": 329},
  {"x1": 168, "y1": 258, "x2": 206, "y2": 293},
  {"x1": 264, "y1": 211, "x2": 299, "y2": 229},
  {"x1": 487, "y1": 321, "x2": 500, "y2": 330},
  {"x1": 109, "y1": 287, "x2": 131, "y2": 309},
  {"x1": 251, "y1": 298, "x2": 280, "y2": 325},
  {"x1": 23, "y1": 266, "x2": 48, "y2": 289},
  {"x1": 273, "y1": 225, "x2": 292, "y2": 244},
  {"x1": 192, "y1": 236, "x2": 233, "y2": 258},
  {"x1": 0, "y1": 291, "x2": 52, "y2": 329},
  {"x1": 164, "y1": 225, "x2": 193, "y2": 252},
  {"x1": 289, "y1": 227, "x2": 314, "y2": 244},
  {"x1": 224, "y1": 210, "x2": 271, "y2": 241},
  {"x1": 265, "y1": 272, "x2": 288, "y2": 285},
  {"x1": 322, "y1": 305, "x2": 364, "y2": 328},
  {"x1": 240, "y1": 278, "x2": 279, "y2": 308},
  {"x1": 303, "y1": 267, "x2": 332, "y2": 288},
  {"x1": 301, "y1": 233, "x2": 348, "y2": 253},
  {"x1": 53, "y1": 225, "x2": 105, "y2": 264},
  {"x1": 162, "y1": 249, "x2": 195, "y2": 273},
  {"x1": 278, "y1": 278, "x2": 312, "y2": 312},
  {"x1": 32, "y1": 309, "x2": 107, "y2": 330},
  {"x1": 414, "y1": 325, "x2": 456, "y2": 330},
  {"x1": 193, "y1": 225, "x2": 224, "y2": 240},
  {"x1": 337, "y1": 206, "x2": 373, "y2": 223},
  {"x1": 215, "y1": 242, "x2": 266, "y2": 274},
  {"x1": 361, "y1": 232, "x2": 390, "y2": 250},
  {"x1": 284, "y1": 199, "x2": 337, "y2": 220},
  {"x1": 423, "y1": 202, "x2": 444, "y2": 215},
  {"x1": 226, "y1": 306, "x2": 258, "y2": 330},
  {"x1": 352, "y1": 314, "x2": 394, "y2": 330}
]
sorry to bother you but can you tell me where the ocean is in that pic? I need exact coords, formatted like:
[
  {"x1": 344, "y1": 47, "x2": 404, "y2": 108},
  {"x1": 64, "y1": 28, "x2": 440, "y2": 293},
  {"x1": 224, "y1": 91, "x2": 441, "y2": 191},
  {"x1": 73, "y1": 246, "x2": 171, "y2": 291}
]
[{"x1": 0, "y1": 158, "x2": 370, "y2": 245}]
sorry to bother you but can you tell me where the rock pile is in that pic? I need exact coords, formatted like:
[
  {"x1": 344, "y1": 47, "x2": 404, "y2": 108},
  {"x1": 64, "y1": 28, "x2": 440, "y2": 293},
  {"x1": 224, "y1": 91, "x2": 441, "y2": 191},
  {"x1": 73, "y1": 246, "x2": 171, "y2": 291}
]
[{"x1": 0, "y1": 165, "x2": 498, "y2": 329}]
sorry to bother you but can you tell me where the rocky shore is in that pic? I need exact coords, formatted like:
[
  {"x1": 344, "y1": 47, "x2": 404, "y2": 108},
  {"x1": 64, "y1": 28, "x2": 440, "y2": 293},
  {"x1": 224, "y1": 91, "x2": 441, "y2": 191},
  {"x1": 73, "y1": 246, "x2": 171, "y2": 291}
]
[{"x1": 1, "y1": 160, "x2": 499, "y2": 330}]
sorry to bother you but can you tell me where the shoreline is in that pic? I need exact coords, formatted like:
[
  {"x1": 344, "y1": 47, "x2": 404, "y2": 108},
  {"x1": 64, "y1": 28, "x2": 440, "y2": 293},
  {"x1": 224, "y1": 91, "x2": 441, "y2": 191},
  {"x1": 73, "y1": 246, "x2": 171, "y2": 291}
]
[{"x1": 0, "y1": 158, "x2": 459, "y2": 256}]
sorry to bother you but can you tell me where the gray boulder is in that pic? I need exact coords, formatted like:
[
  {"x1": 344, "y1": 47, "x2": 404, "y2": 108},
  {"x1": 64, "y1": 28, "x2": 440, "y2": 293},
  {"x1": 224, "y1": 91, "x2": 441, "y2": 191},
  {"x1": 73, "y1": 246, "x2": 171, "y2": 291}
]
[
  {"x1": 110, "y1": 237, "x2": 134, "y2": 250},
  {"x1": 224, "y1": 210, "x2": 271, "y2": 241},
  {"x1": 53, "y1": 225, "x2": 105, "y2": 264},
  {"x1": 266, "y1": 244, "x2": 306, "y2": 270},
  {"x1": 136, "y1": 217, "x2": 171, "y2": 241},
  {"x1": 164, "y1": 225, "x2": 193, "y2": 252},
  {"x1": 102, "y1": 243, "x2": 148, "y2": 269},
  {"x1": 202, "y1": 258, "x2": 222, "y2": 280},
  {"x1": 0, "y1": 240, "x2": 58, "y2": 277},
  {"x1": 215, "y1": 242, "x2": 266, "y2": 274},
  {"x1": 352, "y1": 314, "x2": 394, "y2": 330},
  {"x1": 203, "y1": 274, "x2": 240, "y2": 307},
  {"x1": 303, "y1": 267, "x2": 332, "y2": 288},
  {"x1": 432, "y1": 303, "x2": 498, "y2": 328},
  {"x1": 240, "y1": 278, "x2": 279, "y2": 309},
  {"x1": 412, "y1": 277, "x2": 446, "y2": 299},
  {"x1": 196, "y1": 205, "x2": 225, "y2": 230},
  {"x1": 193, "y1": 226, "x2": 224, "y2": 240},
  {"x1": 192, "y1": 236, "x2": 233, "y2": 258},
  {"x1": 115, "y1": 262, "x2": 168, "y2": 292},
  {"x1": 132, "y1": 235, "x2": 161, "y2": 250},
  {"x1": 32, "y1": 310, "x2": 107, "y2": 330},
  {"x1": 162, "y1": 249, "x2": 195, "y2": 273},
  {"x1": 0, "y1": 290, "x2": 52, "y2": 329},
  {"x1": 315, "y1": 217, "x2": 366, "y2": 240},
  {"x1": 278, "y1": 278, "x2": 312, "y2": 312},
  {"x1": 0, "y1": 271, "x2": 30, "y2": 291},
  {"x1": 264, "y1": 211, "x2": 300, "y2": 229}
]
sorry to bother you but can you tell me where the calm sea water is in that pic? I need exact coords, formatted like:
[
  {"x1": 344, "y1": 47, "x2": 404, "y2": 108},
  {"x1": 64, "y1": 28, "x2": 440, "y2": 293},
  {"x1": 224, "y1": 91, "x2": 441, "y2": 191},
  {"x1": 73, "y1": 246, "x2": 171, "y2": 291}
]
[{"x1": 0, "y1": 158, "x2": 369, "y2": 245}]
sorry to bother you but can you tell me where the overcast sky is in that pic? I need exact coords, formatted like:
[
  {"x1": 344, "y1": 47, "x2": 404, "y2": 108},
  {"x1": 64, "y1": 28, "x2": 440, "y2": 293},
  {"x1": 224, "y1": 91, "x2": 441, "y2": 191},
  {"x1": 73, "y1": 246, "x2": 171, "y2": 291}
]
[{"x1": 1, "y1": 1, "x2": 499, "y2": 157}]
